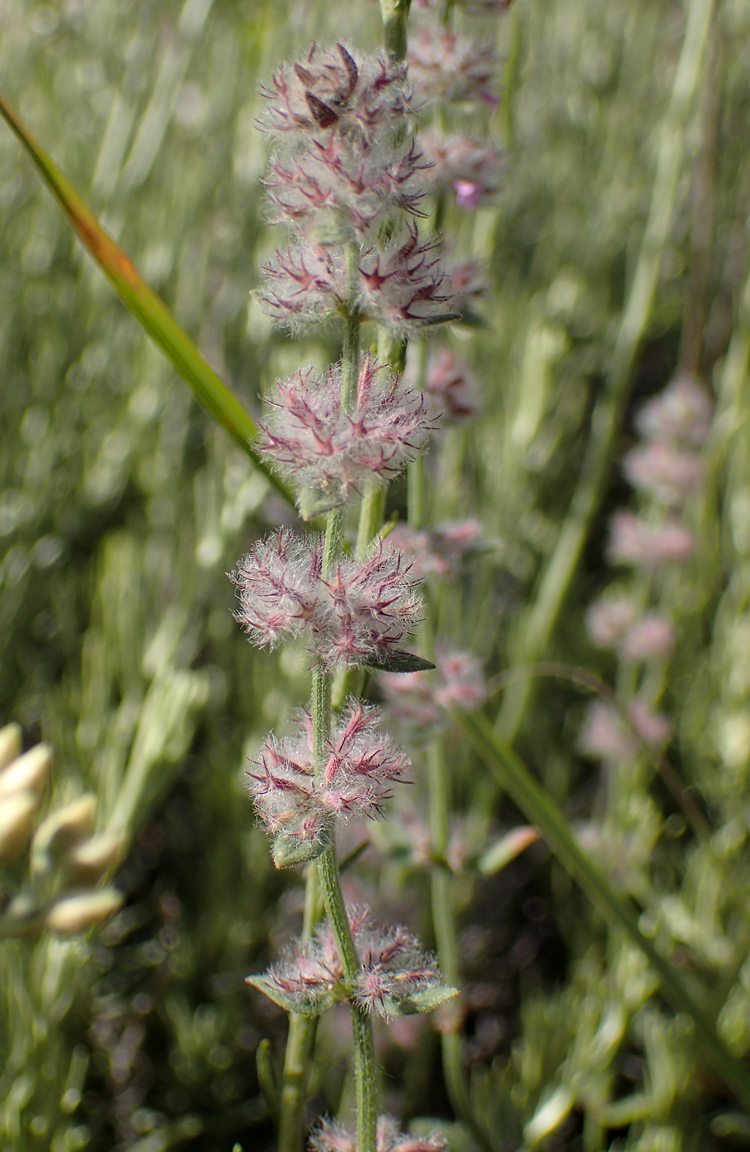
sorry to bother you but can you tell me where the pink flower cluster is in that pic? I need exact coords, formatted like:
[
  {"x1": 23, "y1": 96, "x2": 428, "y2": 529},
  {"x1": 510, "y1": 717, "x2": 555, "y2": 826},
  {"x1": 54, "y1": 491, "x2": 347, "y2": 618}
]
[
  {"x1": 380, "y1": 647, "x2": 487, "y2": 742},
  {"x1": 404, "y1": 346, "x2": 480, "y2": 422},
  {"x1": 408, "y1": 26, "x2": 500, "y2": 107},
  {"x1": 232, "y1": 530, "x2": 422, "y2": 669},
  {"x1": 248, "y1": 702, "x2": 409, "y2": 866},
  {"x1": 622, "y1": 375, "x2": 711, "y2": 510},
  {"x1": 259, "y1": 354, "x2": 435, "y2": 518},
  {"x1": 387, "y1": 519, "x2": 483, "y2": 580},
  {"x1": 310, "y1": 1115, "x2": 446, "y2": 1152},
  {"x1": 420, "y1": 131, "x2": 505, "y2": 211},
  {"x1": 581, "y1": 375, "x2": 713, "y2": 765},
  {"x1": 249, "y1": 905, "x2": 454, "y2": 1020},
  {"x1": 258, "y1": 43, "x2": 459, "y2": 332}
]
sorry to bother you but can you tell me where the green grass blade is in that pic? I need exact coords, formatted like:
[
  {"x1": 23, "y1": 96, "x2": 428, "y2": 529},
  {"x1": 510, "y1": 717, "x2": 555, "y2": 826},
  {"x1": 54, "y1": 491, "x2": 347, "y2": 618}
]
[
  {"x1": 0, "y1": 91, "x2": 296, "y2": 511},
  {"x1": 461, "y1": 709, "x2": 750, "y2": 1114}
]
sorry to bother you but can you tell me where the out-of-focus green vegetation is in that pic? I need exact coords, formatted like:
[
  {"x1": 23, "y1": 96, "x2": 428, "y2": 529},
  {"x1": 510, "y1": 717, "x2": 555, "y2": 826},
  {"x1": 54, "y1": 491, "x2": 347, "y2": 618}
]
[{"x1": 2, "y1": 0, "x2": 750, "y2": 1149}]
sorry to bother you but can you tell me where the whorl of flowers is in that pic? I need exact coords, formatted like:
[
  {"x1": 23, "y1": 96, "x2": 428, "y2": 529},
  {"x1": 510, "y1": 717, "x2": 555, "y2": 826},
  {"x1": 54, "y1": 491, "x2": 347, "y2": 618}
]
[
  {"x1": 261, "y1": 226, "x2": 458, "y2": 334},
  {"x1": 405, "y1": 346, "x2": 481, "y2": 422},
  {"x1": 231, "y1": 530, "x2": 423, "y2": 669},
  {"x1": 248, "y1": 702, "x2": 410, "y2": 867},
  {"x1": 380, "y1": 647, "x2": 487, "y2": 743},
  {"x1": 259, "y1": 43, "x2": 409, "y2": 141},
  {"x1": 420, "y1": 130, "x2": 505, "y2": 210},
  {"x1": 408, "y1": 26, "x2": 500, "y2": 107},
  {"x1": 310, "y1": 1115, "x2": 446, "y2": 1152},
  {"x1": 387, "y1": 519, "x2": 484, "y2": 580},
  {"x1": 257, "y1": 44, "x2": 460, "y2": 332},
  {"x1": 247, "y1": 905, "x2": 456, "y2": 1020},
  {"x1": 259, "y1": 354, "x2": 435, "y2": 518}
]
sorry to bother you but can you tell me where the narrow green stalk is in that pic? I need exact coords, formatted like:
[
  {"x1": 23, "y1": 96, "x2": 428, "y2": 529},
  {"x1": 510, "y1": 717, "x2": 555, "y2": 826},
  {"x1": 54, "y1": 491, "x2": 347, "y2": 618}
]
[
  {"x1": 277, "y1": 864, "x2": 322, "y2": 1152},
  {"x1": 462, "y1": 709, "x2": 750, "y2": 1114},
  {"x1": 379, "y1": 0, "x2": 409, "y2": 61},
  {"x1": 312, "y1": 310, "x2": 379, "y2": 1152},
  {"x1": 497, "y1": 0, "x2": 718, "y2": 743},
  {"x1": 356, "y1": 482, "x2": 387, "y2": 556},
  {"x1": 428, "y1": 742, "x2": 496, "y2": 1152}
]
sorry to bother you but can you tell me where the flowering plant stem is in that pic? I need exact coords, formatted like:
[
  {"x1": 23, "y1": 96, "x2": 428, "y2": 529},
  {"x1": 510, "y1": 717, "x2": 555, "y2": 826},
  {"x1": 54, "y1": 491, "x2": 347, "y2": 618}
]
[
  {"x1": 280, "y1": 308, "x2": 378, "y2": 1152},
  {"x1": 461, "y1": 709, "x2": 750, "y2": 1114},
  {"x1": 497, "y1": 0, "x2": 718, "y2": 743}
]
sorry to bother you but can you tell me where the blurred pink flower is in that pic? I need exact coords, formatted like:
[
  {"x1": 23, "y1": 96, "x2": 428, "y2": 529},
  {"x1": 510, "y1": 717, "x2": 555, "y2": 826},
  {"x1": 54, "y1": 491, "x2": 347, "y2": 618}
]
[
  {"x1": 420, "y1": 130, "x2": 505, "y2": 208},
  {"x1": 404, "y1": 345, "x2": 480, "y2": 422},
  {"x1": 635, "y1": 375, "x2": 712, "y2": 447},
  {"x1": 579, "y1": 699, "x2": 670, "y2": 763},
  {"x1": 620, "y1": 615, "x2": 676, "y2": 662},
  {"x1": 623, "y1": 441, "x2": 706, "y2": 507},
  {"x1": 380, "y1": 645, "x2": 486, "y2": 742},
  {"x1": 585, "y1": 595, "x2": 636, "y2": 649},
  {"x1": 607, "y1": 511, "x2": 695, "y2": 570},
  {"x1": 388, "y1": 519, "x2": 483, "y2": 580},
  {"x1": 408, "y1": 27, "x2": 500, "y2": 106}
]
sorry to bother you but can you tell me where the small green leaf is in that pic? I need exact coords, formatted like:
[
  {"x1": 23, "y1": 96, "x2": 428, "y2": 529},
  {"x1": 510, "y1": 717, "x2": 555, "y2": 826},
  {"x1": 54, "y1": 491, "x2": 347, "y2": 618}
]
[
  {"x1": 376, "y1": 984, "x2": 460, "y2": 1017},
  {"x1": 245, "y1": 974, "x2": 340, "y2": 1017},
  {"x1": 271, "y1": 833, "x2": 326, "y2": 870},
  {"x1": 256, "y1": 1039, "x2": 279, "y2": 1119},
  {"x1": 366, "y1": 651, "x2": 436, "y2": 674}
]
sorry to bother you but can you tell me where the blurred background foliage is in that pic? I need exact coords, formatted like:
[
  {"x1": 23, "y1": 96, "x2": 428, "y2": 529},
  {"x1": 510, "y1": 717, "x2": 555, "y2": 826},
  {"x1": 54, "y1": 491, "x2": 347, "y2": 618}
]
[{"x1": 1, "y1": 0, "x2": 750, "y2": 1149}]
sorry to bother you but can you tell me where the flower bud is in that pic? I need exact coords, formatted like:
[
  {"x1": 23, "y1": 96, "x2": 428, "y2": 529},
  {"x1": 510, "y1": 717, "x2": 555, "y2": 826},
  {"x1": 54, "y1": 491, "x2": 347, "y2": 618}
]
[
  {"x1": 65, "y1": 833, "x2": 127, "y2": 887},
  {"x1": 32, "y1": 793, "x2": 97, "y2": 875},
  {"x1": 0, "y1": 743, "x2": 52, "y2": 799},
  {"x1": 44, "y1": 888, "x2": 124, "y2": 935},
  {"x1": 0, "y1": 723, "x2": 22, "y2": 772},
  {"x1": 0, "y1": 791, "x2": 39, "y2": 863}
]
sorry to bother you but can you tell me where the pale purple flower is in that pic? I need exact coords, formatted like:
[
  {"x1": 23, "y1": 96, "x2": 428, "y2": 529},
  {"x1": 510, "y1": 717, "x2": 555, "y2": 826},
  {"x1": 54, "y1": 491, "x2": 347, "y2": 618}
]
[
  {"x1": 321, "y1": 540, "x2": 423, "y2": 668},
  {"x1": 620, "y1": 615, "x2": 676, "y2": 662},
  {"x1": 260, "y1": 240, "x2": 346, "y2": 330},
  {"x1": 420, "y1": 131, "x2": 505, "y2": 209},
  {"x1": 259, "y1": 354, "x2": 434, "y2": 518},
  {"x1": 263, "y1": 131, "x2": 430, "y2": 241},
  {"x1": 623, "y1": 442, "x2": 706, "y2": 507},
  {"x1": 310, "y1": 1115, "x2": 446, "y2": 1152},
  {"x1": 404, "y1": 346, "x2": 480, "y2": 422},
  {"x1": 408, "y1": 27, "x2": 500, "y2": 107},
  {"x1": 635, "y1": 375, "x2": 712, "y2": 448},
  {"x1": 231, "y1": 529, "x2": 322, "y2": 649},
  {"x1": 260, "y1": 226, "x2": 458, "y2": 333},
  {"x1": 249, "y1": 702, "x2": 409, "y2": 865},
  {"x1": 251, "y1": 905, "x2": 452, "y2": 1020},
  {"x1": 380, "y1": 646, "x2": 487, "y2": 742},
  {"x1": 607, "y1": 512, "x2": 696, "y2": 570},
  {"x1": 585, "y1": 595, "x2": 636, "y2": 649},
  {"x1": 387, "y1": 519, "x2": 483, "y2": 580},
  {"x1": 579, "y1": 699, "x2": 669, "y2": 764},
  {"x1": 232, "y1": 532, "x2": 423, "y2": 669},
  {"x1": 357, "y1": 224, "x2": 459, "y2": 330},
  {"x1": 259, "y1": 44, "x2": 409, "y2": 143}
]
